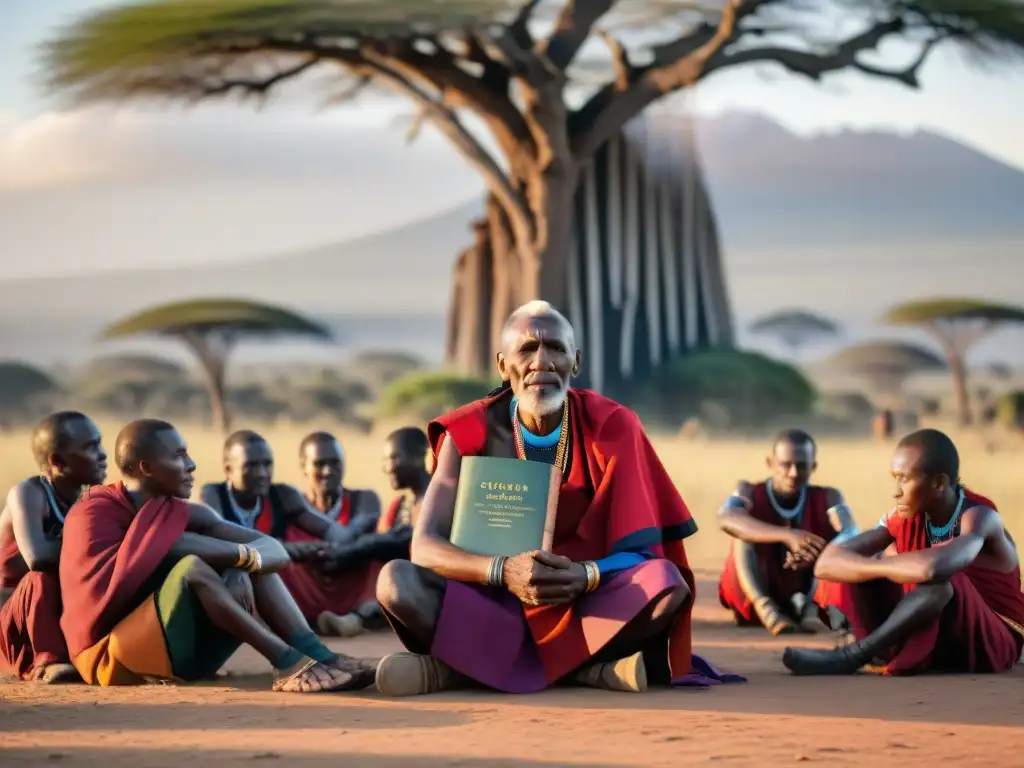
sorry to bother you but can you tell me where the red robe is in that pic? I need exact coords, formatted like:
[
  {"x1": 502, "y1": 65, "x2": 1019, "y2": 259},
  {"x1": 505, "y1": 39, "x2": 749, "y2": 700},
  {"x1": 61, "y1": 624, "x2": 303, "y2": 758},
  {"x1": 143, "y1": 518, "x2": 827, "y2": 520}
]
[
  {"x1": 0, "y1": 487, "x2": 70, "y2": 679},
  {"x1": 0, "y1": 571, "x2": 67, "y2": 679},
  {"x1": 429, "y1": 388, "x2": 704, "y2": 684},
  {"x1": 59, "y1": 483, "x2": 190, "y2": 665},
  {"x1": 820, "y1": 488, "x2": 1024, "y2": 674},
  {"x1": 277, "y1": 491, "x2": 380, "y2": 623},
  {"x1": 718, "y1": 482, "x2": 835, "y2": 624}
]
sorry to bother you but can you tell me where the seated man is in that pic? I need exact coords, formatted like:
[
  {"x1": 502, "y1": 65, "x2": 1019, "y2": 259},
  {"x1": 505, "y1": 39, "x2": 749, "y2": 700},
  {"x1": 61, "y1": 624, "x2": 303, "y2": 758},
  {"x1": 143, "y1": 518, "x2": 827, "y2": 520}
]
[
  {"x1": 0, "y1": 412, "x2": 107, "y2": 682},
  {"x1": 379, "y1": 426, "x2": 431, "y2": 535},
  {"x1": 374, "y1": 301, "x2": 744, "y2": 696},
  {"x1": 277, "y1": 431, "x2": 383, "y2": 636},
  {"x1": 59, "y1": 419, "x2": 376, "y2": 691},
  {"x1": 312, "y1": 427, "x2": 433, "y2": 637},
  {"x1": 717, "y1": 430, "x2": 857, "y2": 635},
  {"x1": 783, "y1": 428, "x2": 1024, "y2": 676}
]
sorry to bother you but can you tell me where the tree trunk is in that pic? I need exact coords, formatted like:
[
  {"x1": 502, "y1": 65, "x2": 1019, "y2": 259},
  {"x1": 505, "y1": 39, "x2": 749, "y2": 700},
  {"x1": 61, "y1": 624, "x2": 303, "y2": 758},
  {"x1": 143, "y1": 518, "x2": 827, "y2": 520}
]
[
  {"x1": 945, "y1": 345, "x2": 973, "y2": 427},
  {"x1": 444, "y1": 219, "x2": 494, "y2": 376},
  {"x1": 180, "y1": 331, "x2": 233, "y2": 434},
  {"x1": 444, "y1": 165, "x2": 579, "y2": 379}
]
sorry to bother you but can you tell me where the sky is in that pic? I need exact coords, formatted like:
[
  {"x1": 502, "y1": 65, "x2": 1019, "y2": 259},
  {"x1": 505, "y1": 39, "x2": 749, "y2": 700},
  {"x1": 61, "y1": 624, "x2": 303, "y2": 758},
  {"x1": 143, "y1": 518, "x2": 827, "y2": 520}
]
[{"x1": 1, "y1": 2, "x2": 1023, "y2": 347}]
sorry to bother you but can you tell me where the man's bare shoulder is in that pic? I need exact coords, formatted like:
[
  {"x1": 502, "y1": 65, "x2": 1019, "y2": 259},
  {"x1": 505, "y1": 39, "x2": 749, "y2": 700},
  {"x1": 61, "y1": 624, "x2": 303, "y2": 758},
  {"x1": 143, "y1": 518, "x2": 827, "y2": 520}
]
[
  {"x1": 186, "y1": 500, "x2": 224, "y2": 524},
  {"x1": 961, "y1": 503, "x2": 1001, "y2": 535},
  {"x1": 5, "y1": 477, "x2": 47, "y2": 516}
]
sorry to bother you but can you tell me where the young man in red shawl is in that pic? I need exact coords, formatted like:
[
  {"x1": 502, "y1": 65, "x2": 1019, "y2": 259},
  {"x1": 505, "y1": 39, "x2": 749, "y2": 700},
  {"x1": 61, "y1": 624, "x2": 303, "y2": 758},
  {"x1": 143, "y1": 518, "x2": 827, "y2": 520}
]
[
  {"x1": 281, "y1": 431, "x2": 384, "y2": 637},
  {"x1": 59, "y1": 419, "x2": 376, "y2": 691},
  {"x1": 717, "y1": 430, "x2": 858, "y2": 636},
  {"x1": 312, "y1": 427, "x2": 433, "y2": 637},
  {"x1": 374, "y1": 301, "x2": 744, "y2": 696},
  {"x1": 783, "y1": 428, "x2": 1024, "y2": 676},
  {"x1": 0, "y1": 412, "x2": 107, "y2": 683}
]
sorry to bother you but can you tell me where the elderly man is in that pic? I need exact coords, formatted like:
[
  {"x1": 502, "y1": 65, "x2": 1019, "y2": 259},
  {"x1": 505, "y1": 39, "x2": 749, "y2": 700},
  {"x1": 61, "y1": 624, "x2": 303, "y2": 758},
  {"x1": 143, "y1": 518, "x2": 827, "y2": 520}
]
[{"x1": 374, "y1": 301, "x2": 743, "y2": 696}]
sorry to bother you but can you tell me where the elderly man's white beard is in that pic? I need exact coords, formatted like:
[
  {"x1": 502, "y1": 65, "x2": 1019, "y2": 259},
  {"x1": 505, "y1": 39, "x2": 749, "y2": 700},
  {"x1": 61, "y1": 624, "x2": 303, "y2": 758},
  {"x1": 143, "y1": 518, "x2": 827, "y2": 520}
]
[{"x1": 517, "y1": 383, "x2": 568, "y2": 424}]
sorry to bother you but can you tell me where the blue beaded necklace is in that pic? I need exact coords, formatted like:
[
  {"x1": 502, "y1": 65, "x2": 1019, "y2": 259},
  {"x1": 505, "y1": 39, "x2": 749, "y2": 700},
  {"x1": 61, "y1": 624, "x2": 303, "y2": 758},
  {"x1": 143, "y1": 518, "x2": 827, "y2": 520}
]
[
  {"x1": 509, "y1": 396, "x2": 562, "y2": 448},
  {"x1": 926, "y1": 486, "x2": 965, "y2": 545}
]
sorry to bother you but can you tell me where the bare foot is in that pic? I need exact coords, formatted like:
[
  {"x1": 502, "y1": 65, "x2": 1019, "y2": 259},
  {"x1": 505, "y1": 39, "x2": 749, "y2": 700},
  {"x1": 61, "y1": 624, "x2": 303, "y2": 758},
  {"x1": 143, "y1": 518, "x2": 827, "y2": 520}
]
[{"x1": 272, "y1": 657, "x2": 355, "y2": 693}]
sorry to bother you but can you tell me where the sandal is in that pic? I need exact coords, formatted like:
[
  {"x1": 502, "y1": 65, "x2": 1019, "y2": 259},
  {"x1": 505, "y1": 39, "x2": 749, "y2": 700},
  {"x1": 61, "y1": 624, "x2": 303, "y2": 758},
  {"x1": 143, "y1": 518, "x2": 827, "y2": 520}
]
[
  {"x1": 272, "y1": 656, "x2": 359, "y2": 693},
  {"x1": 754, "y1": 597, "x2": 799, "y2": 636}
]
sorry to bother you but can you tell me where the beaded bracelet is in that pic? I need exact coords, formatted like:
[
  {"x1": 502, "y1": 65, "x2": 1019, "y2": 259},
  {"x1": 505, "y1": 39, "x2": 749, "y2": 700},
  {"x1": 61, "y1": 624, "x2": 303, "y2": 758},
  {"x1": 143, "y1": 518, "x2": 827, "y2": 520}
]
[{"x1": 487, "y1": 555, "x2": 507, "y2": 587}]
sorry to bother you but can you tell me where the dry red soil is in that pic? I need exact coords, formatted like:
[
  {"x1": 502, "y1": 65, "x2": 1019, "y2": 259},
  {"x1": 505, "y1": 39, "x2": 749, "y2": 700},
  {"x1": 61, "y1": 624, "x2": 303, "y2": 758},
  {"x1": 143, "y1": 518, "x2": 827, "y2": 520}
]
[{"x1": 3, "y1": 574, "x2": 1022, "y2": 767}]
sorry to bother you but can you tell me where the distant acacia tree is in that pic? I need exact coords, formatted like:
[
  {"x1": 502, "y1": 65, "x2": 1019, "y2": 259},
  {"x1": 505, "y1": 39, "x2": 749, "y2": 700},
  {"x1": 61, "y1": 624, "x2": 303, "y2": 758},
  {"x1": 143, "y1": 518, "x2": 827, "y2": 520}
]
[
  {"x1": 821, "y1": 340, "x2": 946, "y2": 408},
  {"x1": 0, "y1": 361, "x2": 63, "y2": 427},
  {"x1": 40, "y1": 0, "x2": 1024, "y2": 379},
  {"x1": 883, "y1": 298, "x2": 1024, "y2": 426},
  {"x1": 102, "y1": 298, "x2": 332, "y2": 432},
  {"x1": 748, "y1": 309, "x2": 841, "y2": 358}
]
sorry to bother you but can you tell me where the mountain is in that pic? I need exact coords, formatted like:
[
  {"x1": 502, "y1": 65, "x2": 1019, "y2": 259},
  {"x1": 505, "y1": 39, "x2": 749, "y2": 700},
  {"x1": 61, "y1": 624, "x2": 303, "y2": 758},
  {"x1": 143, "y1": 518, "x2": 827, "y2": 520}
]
[
  {"x1": 3, "y1": 112, "x2": 1023, "y2": 366},
  {"x1": 689, "y1": 113, "x2": 1024, "y2": 247}
]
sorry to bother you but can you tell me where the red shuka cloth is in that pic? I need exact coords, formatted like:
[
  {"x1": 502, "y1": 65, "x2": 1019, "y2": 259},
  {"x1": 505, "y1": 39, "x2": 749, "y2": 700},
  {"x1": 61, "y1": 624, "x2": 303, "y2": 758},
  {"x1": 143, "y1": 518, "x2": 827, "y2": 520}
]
[
  {"x1": 0, "y1": 537, "x2": 29, "y2": 591},
  {"x1": 718, "y1": 482, "x2": 834, "y2": 623},
  {"x1": 820, "y1": 488, "x2": 1024, "y2": 674},
  {"x1": 428, "y1": 388, "x2": 701, "y2": 683},
  {"x1": 0, "y1": 571, "x2": 68, "y2": 679},
  {"x1": 276, "y1": 492, "x2": 380, "y2": 622},
  {"x1": 59, "y1": 483, "x2": 190, "y2": 660}
]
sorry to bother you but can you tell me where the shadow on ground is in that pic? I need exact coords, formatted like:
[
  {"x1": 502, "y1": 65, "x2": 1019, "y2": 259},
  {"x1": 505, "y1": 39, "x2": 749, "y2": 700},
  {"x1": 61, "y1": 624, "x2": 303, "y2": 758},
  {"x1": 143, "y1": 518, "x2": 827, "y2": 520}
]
[{"x1": 0, "y1": 748, "x2": 623, "y2": 768}]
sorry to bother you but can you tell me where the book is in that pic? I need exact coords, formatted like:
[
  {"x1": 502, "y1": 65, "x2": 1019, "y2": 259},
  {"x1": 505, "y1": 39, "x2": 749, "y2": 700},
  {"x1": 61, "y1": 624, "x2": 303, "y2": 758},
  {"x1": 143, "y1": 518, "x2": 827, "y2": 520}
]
[{"x1": 449, "y1": 455, "x2": 560, "y2": 557}]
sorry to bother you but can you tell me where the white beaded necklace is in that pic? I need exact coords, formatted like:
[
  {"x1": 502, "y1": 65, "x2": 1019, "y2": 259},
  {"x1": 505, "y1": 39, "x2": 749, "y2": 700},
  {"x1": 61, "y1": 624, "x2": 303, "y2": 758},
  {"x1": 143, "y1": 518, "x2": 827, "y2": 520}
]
[
  {"x1": 227, "y1": 484, "x2": 263, "y2": 529},
  {"x1": 766, "y1": 480, "x2": 806, "y2": 522}
]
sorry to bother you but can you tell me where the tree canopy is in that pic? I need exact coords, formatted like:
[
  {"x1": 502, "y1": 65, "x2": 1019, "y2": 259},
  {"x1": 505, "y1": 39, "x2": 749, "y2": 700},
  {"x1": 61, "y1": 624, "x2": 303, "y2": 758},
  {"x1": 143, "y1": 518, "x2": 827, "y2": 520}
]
[
  {"x1": 748, "y1": 308, "x2": 842, "y2": 351},
  {"x1": 41, "y1": 0, "x2": 1024, "y2": 307},
  {"x1": 102, "y1": 298, "x2": 332, "y2": 432},
  {"x1": 883, "y1": 297, "x2": 1024, "y2": 424},
  {"x1": 103, "y1": 298, "x2": 332, "y2": 340},
  {"x1": 821, "y1": 339, "x2": 946, "y2": 399}
]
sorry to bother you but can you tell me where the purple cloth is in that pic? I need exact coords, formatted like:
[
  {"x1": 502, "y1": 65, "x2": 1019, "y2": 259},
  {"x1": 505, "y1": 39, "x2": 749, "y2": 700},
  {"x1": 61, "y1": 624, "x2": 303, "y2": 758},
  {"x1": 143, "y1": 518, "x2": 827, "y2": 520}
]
[{"x1": 424, "y1": 559, "x2": 745, "y2": 693}]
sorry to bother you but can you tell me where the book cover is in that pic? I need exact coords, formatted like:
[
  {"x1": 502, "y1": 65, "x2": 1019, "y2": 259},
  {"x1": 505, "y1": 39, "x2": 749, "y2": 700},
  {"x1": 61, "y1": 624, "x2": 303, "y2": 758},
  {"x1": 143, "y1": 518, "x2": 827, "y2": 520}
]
[{"x1": 450, "y1": 455, "x2": 560, "y2": 557}]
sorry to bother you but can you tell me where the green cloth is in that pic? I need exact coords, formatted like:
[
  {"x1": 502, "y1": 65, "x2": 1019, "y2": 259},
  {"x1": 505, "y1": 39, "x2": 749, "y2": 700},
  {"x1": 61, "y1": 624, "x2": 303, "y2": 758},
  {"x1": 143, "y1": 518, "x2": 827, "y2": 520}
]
[{"x1": 152, "y1": 555, "x2": 242, "y2": 681}]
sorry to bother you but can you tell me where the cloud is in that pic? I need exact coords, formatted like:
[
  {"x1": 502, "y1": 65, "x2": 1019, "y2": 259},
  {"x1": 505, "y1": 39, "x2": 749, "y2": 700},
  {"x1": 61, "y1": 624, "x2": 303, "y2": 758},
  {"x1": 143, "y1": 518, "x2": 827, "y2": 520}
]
[
  {"x1": 0, "y1": 99, "x2": 489, "y2": 191},
  {"x1": 0, "y1": 100, "x2": 492, "y2": 278}
]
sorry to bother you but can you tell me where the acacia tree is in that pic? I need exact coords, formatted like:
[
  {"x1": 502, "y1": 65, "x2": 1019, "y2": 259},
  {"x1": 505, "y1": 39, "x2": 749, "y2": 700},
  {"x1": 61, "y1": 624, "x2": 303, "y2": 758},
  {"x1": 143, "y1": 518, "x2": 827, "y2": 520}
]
[
  {"x1": 42, "y1": 0, "x2": 1024, "y2": 374},
  {"x1": 0, "y1": 362, "x2": 63, "y2": 428},
  {"x1": 748, "y1": 308, "x2": 842, "y2": 358},
  {"x1": 821, "y1": 340, "x2": 946, "y2": 408},
  {"x1": 883, "y1": 298, "x2": 1024, "y2": 426},
  {"x1": 102, "y1": 298, "x2": 332, "y2": 432}
]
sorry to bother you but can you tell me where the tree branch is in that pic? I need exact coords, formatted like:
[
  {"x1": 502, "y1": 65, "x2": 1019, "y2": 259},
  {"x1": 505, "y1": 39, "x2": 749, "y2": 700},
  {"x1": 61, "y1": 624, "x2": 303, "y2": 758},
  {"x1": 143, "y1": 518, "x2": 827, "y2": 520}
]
[
  {"x1": 196, "y1": 57, "x2": 318, "y2": 100},
  {"x1": 540, "y1": 0, "x2": 618, "y2": 70},
  {"x1": 701, "y1": 17, "x2": 909, "y2": 81},
  {"x1": 508, "y1": 0, "x2": 543, "y2": 49},
  {"x1": 596, "y1": 29, "x2": 632, "y2": 91},
  {"x1": 357, "y1": 46, "x2": 534, "y2": 250},
  {"x1": 570, "y1": 0, "x2": 750, "y2": 159}
]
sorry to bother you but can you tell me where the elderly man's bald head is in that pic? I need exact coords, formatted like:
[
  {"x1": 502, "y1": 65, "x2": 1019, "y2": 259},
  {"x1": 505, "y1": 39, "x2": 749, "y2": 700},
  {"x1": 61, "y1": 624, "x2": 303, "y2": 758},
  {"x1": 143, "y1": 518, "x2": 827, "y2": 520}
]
[
  {"x1": 497, "y1": 300, "x2": 580, "y2": 420},
  {"x1": 500, "y1": 300, "x2": 577, "y2": 353}
]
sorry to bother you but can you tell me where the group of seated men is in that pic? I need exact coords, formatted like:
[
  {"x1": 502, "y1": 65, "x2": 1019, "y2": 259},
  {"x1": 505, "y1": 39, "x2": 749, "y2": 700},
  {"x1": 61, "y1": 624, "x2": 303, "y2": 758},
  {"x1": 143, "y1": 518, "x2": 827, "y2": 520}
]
[
  {"x1": 0, "y1": 299, "x2": 1021, "y2": 696},
  {"x1": 716, "y1": 426, "x2": 1024, "y2": 675},
  {"x1": 0, "y1": 417, "x2": 430, "y2": 691}
]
